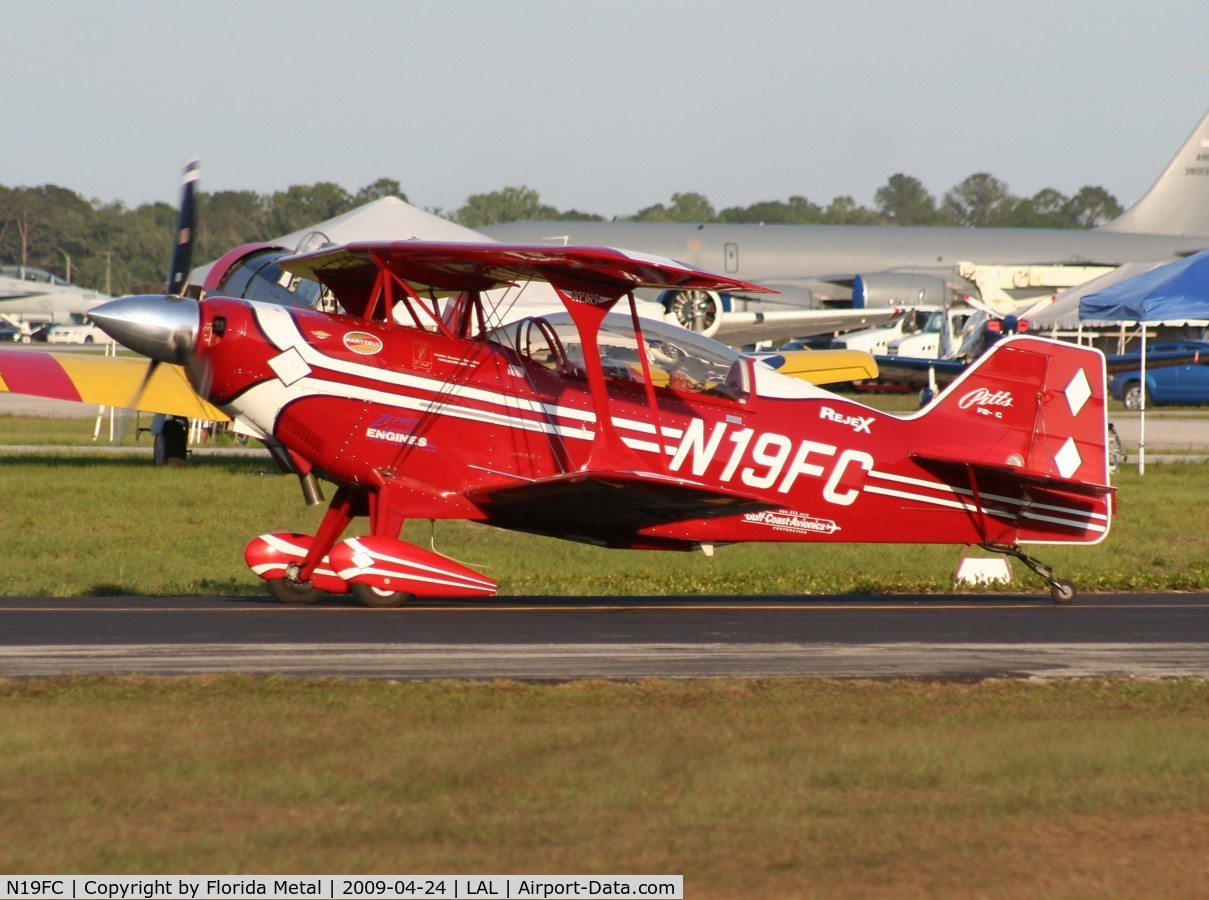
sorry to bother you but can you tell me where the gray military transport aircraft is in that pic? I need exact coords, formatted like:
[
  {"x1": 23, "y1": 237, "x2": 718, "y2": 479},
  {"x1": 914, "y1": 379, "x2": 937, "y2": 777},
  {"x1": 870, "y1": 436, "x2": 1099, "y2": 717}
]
[{"x1": 485, "y1": 108, "x2": 1209, "y2": 331}]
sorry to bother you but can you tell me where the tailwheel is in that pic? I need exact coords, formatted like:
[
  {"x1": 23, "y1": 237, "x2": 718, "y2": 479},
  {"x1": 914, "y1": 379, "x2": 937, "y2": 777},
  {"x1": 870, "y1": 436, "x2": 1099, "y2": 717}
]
[
  {"x1": 1050, "y1": 579, "x2": 1077, "y2": 605},
  {"x1": 351, "y1": 582, "x2": 412, "y2": 608},
  {"x1": 982, "y1": 544, "x2": 1078, "y2": 605}
]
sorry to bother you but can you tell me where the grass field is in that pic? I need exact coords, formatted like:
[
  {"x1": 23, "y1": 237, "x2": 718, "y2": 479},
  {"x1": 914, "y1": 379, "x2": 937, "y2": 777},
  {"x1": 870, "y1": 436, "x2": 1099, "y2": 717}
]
[
  {"x1": 0, "y1": 678, "x2": 1206, "y2": 896},
  {"x1": 0, "y1": 439, "x2": 1207, "y2": 597},
  {"x1": 2, "y1": 414, "x2": 1209, "y2": 895}
]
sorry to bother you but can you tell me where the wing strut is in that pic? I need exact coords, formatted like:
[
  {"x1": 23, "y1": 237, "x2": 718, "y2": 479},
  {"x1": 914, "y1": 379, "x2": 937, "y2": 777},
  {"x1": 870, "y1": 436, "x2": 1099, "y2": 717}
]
[
  {"x1": 550, "y1": 281, "x2": 650, "y2": 472},
  {"x1": 963, "y1": 462, "x2": 994, "y2": 545},
  {"x1": 626, "y1": 291, "x2": 668, "y2": 474}
]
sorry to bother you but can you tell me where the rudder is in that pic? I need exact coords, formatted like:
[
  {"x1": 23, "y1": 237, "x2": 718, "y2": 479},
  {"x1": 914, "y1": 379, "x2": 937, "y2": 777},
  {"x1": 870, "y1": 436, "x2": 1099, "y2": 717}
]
[{"x1": 922, "y1": 335, "x2": 1111, "y2": 492}]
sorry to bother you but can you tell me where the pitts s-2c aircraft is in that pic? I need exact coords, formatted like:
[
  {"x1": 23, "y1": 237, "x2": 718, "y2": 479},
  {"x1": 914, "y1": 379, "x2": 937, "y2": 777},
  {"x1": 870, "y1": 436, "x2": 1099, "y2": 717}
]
[
  {"x1": 88, "y1": 266, "x2": 1117, "y2": 604},
  {"x1": 74, "y1": 174, "x2": 1116, "y2": 606}
]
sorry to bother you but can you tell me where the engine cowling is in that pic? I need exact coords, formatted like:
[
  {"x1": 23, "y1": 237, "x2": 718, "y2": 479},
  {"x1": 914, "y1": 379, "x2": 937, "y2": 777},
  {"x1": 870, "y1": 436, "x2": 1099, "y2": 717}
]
[{"x1": 852, "y1": 273, "x2": 950, "y2": 308}]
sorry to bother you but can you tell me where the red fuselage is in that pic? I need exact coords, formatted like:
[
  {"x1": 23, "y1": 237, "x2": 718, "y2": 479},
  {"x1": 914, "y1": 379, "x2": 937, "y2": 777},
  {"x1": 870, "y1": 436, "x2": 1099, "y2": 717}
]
[{"x1": 193, "y1": 297, "x2": 1112, "y2": 552}]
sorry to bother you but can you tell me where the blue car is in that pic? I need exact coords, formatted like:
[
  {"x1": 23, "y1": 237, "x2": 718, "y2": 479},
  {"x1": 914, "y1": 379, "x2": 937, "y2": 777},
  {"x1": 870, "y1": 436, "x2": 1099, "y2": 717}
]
[{"x1": 1108, "y1": 341, "x2": 1209, "y2": 409}]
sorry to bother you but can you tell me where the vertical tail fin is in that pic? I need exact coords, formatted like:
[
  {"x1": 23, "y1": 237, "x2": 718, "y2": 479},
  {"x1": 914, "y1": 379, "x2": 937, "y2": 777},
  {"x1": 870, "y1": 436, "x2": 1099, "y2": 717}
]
[
  {"x1": 919, "y1": 335, "x2": 1111, "y2": 493},
  {"x1": 1098, "y1": 108, "x2": 1209, "y2": 236},
  {"x1": 909, "y1": 335, "x2": 1112, "y2": 546}
]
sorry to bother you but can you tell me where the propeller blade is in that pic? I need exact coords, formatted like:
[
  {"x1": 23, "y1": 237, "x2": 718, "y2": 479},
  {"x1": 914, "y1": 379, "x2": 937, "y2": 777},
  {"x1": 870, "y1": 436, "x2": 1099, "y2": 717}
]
[
  {"x1": 167, "y1": 156, "x2": 200, "y2": 296},
  {"x1": 129, "y1": 359, "x2": 162, "y2": 411}
]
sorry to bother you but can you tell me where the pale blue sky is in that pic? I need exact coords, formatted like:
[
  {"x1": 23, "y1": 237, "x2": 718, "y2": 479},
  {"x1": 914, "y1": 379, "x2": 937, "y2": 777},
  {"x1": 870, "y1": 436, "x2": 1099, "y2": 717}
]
[{"x1": 7, "y1": 0, "x2": 1209, "y2": 218}]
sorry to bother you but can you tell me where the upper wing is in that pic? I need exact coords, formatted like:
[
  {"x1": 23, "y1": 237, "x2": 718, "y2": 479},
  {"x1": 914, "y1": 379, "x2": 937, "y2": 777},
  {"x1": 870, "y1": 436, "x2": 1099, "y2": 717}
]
[
  {"x1": 280, "y1": 241, "x2": 776, "y2": 318},
  {"x1": 710, "y1": 307, "x2": 902, "y2": 346},
  {"x1": 0, "y1": 348, "x2": 228, "y2": 421}
]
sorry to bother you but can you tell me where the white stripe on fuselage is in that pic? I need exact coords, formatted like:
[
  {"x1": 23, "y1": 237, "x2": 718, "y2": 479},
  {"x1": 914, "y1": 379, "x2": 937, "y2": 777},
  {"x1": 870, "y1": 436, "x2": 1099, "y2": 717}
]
[{"x1": 252, "y1": 302, "x2": 595, "y2": 427}]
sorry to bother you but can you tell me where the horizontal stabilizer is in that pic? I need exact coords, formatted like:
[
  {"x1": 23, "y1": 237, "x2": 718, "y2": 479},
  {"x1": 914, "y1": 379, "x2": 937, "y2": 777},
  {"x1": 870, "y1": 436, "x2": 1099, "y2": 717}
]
[{"x1": 910, "y1": 451, "x2": 1116, "y2": 498}]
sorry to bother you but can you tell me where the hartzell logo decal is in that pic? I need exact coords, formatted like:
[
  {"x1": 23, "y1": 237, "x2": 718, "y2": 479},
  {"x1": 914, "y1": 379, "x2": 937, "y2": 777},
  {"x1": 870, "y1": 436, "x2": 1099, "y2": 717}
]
[
  {"x1": 343, "y1": 331, "x2": 383, "y2": 355},
  {"x1": 958, "y1": 387, "x2": 1014, "y2": 418},
  {"x1": 743, "y1": 510, "x2": 840, "y2": 535}
]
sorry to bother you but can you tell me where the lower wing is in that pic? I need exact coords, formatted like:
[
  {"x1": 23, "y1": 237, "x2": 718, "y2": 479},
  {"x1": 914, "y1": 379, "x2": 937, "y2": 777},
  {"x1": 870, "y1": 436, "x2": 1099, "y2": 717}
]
[{"x1": 0, "y1": 348, "x2": 227, "y2": 421}]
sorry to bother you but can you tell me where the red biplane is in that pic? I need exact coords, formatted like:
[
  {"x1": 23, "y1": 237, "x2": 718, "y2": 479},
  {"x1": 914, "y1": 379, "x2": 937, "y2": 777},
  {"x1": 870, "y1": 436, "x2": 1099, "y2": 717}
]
[
  {"x1": 77, "y1": 235, "x2": 1115, "y2": 605},
  {"x1": 5, "y1": 169, "x2": 1115, "y2": 605}
]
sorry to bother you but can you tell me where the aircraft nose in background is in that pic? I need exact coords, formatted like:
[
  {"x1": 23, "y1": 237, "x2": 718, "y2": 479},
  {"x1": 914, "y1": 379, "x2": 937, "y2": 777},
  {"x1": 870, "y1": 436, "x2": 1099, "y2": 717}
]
[{"x1": 90, "y1": 294, "x2": 200, "y2": 365}]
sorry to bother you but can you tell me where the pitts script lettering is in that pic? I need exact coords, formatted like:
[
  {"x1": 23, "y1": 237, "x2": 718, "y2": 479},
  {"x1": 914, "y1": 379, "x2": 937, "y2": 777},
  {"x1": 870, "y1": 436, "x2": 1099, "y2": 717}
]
[{"x1": 957, "y1": 389, "x2": 1015, "y2": 413}]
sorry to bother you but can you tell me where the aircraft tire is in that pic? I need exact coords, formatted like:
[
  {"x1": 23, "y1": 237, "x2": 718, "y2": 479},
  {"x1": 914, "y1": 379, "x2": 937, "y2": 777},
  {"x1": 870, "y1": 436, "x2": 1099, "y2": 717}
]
[
  {"x1": 351, "y1": 583, "x2": 411, "y2": 608},
  {"x1": 1050, "y1": 579, "x2": 1077, "y2": 605},
  {"x1": 266, "y1": 577, "x2": 324, "y2": 605},
  {"x1": 154, "y1": 418, "x2": 189, "y2": 466}
]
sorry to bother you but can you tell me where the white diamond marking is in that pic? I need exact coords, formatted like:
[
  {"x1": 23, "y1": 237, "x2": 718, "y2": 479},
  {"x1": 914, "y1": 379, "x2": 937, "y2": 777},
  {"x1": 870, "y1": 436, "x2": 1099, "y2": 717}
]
[
  {"x1": 1054, "y1": 437, "x2": 1082, "y2": 479},
  {"x1": 1064, "y1": 369, "x2": 1092, "y2": 417},
  {"x1": 268, "y1": 347, "x2": 312, "y2": 386}
]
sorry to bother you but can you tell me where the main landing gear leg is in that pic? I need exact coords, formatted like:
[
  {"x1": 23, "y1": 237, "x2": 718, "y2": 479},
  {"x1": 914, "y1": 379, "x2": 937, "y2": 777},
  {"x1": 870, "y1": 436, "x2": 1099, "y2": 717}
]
[
  {"x1": 983, "y1": 544, "x2": 1077, "y2": 604},
  {"x1": 266, "y1": 488, "x2": 357, "y2": 603}
]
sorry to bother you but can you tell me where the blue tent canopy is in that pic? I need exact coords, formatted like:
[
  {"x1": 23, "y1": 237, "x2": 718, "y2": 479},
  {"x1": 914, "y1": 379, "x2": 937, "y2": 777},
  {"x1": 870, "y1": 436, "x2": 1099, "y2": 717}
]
[
  {"x1": 1080, "y1": 248, "x2": 1209, "y2": 322},
  {"x1": 1078, "y1": 246, "x2": 1209, "y2": 475}
]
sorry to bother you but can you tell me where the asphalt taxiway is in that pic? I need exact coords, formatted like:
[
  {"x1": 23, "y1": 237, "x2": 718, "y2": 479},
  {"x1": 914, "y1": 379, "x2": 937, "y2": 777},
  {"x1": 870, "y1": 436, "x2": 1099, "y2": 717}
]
[{"x1": 1, "y1": 593, "x2": 1206, "y2": 680}]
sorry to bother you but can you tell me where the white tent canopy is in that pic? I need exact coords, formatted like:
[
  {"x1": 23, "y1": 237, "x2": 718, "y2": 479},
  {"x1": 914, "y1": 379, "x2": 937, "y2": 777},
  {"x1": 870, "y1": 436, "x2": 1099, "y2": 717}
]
[
  {"x1": 189, "y1": 196, "x2": 484, "y2": 285},
  {"x1": 186, "y1": 195, "x2": 649, "y2": 324},
  {"x1": 1030, "y1": 262, "x2": 1167, "y2": 330},
  {"x1": 272, "y1": 196, "x2": 483, "y2": 250}
]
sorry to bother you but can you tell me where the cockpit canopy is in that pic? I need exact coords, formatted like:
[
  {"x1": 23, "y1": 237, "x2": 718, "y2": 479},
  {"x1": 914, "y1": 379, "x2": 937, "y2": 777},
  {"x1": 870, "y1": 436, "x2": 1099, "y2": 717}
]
[
  {"x1": 0, "y1": 265, "x2": 72, "y2": 286},
  {"x1": 485, "y1": 311, "x2": 746, "y2": 397},
  {"x1": 209, "y1": 248, "x2": 325, "y2": 308}
]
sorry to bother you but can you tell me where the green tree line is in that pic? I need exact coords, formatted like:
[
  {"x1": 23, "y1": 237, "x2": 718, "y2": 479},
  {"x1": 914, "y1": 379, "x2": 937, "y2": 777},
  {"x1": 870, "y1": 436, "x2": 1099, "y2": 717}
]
[{"x1": 0, "y1": 173, "x2": 1122, "y2": 295}]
